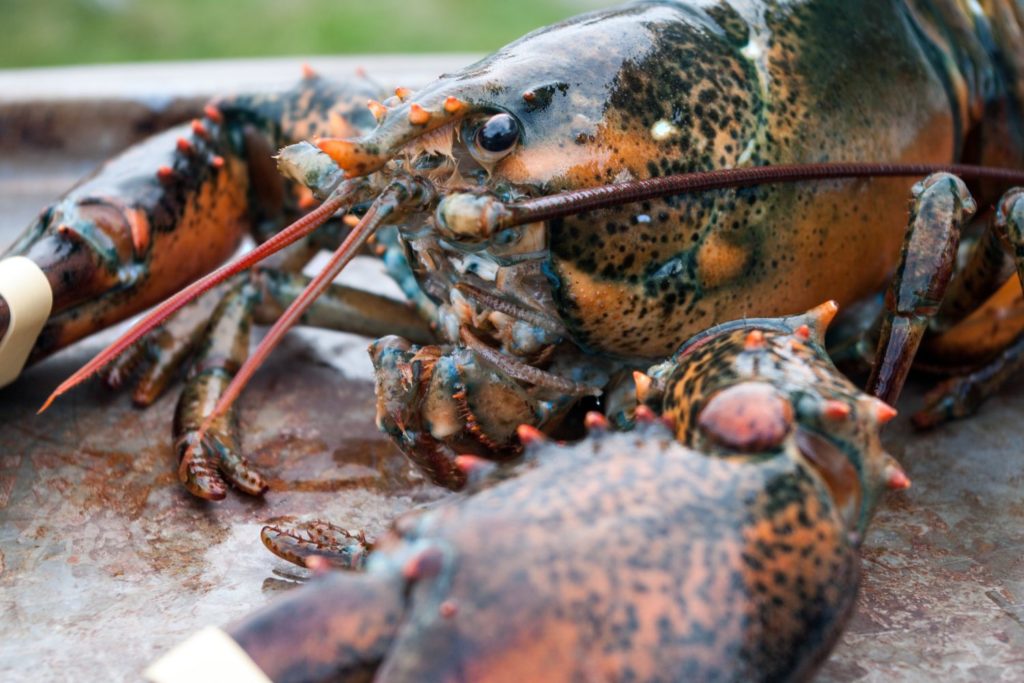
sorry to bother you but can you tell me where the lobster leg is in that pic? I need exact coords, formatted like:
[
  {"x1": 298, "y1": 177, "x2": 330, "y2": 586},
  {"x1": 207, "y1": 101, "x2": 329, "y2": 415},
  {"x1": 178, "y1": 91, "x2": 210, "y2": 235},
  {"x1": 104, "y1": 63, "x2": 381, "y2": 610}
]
[
  {"x1": 260, "y1": 521, "x2": 373, "y2": 570},
  {"x1": 168, "y1": 266, "x2": 431, "y2": 499},
  {"x1": 104, "y1": 283, "x2": 231, "y2": 406},
  {"x1": 251, "y1": 269, "x2": 433, "y2": 344},
  {"x1": 913, "y1": 188, "x2": 1024, "y2": 426},
  {"x1": 913, "y1": 330, "x2": 1024, "y2": 428},
  {"x1": 369, "y1": 333, "x2": 604, "y2": 489},
  {"x1": 866, "y1": 173, "x2": 977, "y2": 404},
  {"x1": 174, "y1": 279, "x2": 265, "y2": 499},
  {"x1": 933, "y1": 210, "x2": 1014, "y2": 329}
]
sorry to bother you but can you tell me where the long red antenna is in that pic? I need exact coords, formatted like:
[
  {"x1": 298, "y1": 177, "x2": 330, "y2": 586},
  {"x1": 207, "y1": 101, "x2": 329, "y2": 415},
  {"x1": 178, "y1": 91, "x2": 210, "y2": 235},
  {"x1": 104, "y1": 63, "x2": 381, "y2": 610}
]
[
  {"x1": 200, "y1": 178, "x2": 432, "y2": 429},
  {"x1": 38, "y1": 182, "x2": 361, "y2": 413},
  {"x1": 496, "y1": 162, "x2": 1024, "y2": 228}
]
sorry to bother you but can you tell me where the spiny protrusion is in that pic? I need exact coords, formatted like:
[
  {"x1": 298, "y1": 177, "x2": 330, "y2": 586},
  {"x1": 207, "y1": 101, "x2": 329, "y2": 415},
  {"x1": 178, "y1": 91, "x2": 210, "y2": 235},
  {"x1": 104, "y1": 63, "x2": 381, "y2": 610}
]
[
  {"x1": 305, "y1": 555, "x2": 332, "y2": 574},
  {"x1": 395, "y1": 87, "x2": 412, "y2": 102},
  {"x1": 522, "y1": 91, "x2": 536, "y2": 103},
  {"x1": 191, "y1": 119, "x2": 209, "y2": 139},
  {"x1": 56, "y1": 223, "x2": 85, "y2": 243},
  {"x1": 367, "y1": 99, "x2": 388, "y2": 122},
  {"x1": 635, "y1": 405, "x2": 657, "y2": 423},
  {"x1": 874, "y1": 400, "x2": 898, "y2": 424},
  {"x1": 801, "y1": 300, "x2": 839, "y2": 342},
  {"x1": 584, "y1": 411, "x2": 609, "y2": 432},
  {"x1": 794, "y1": 324, "x2": 811, "y2": 341},
  {"x1": 402, "y1": 547, "x2": 443, "y2": 581},
  {"x1": 296, "y1": 187, "x2": 317, "y2": 210},
  {"x1": 408, "y1": 103, "x2": 431, "y2": 126},
  {"x1": 156, "y1": 165, "x2": 175, "y2": 182},
  {"x1": 633, "y1": 370, "x2": 653, "y2": 404},
  {"x1": 454, "y1": 454, "x2": 492, "y2": 477},
  {"x1": 744, "y1": 329, "x2": 766, "y2": 350},
  {"x1": 823, "y1": 400, "x2": 851, "y2": 420},
  {"x1": 516, "y1": 424, "x2": 546, "y2": 447},
  {"x1": 176, "y1": 137, "x2": 194, "y2": 154},
  {"x1": 443, "y1": 96, "x2": 465, "y2": 114},
  {"x1": 885, "y1": 462, "x2": 911, "y2": 491},
  {"x1": 439, "y1": 600, "x2": 458, "y2": 619},
  {"x1": 210, "y1": 155, "x2": 225, "y2": 170},
  {"x1": 203, "y1": 104, "x2": 223, "y2": 124},
  {"x1": 125, "y1": 207, "x2": 151, "y2": 255},
  {"x1": 301, "y1": 62, "x2": 318, "y2": 80}
]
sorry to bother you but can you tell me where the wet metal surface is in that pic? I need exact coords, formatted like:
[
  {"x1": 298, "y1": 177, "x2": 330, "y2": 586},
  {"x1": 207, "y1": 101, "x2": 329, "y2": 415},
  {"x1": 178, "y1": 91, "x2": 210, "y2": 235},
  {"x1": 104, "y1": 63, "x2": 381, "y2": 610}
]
[{"x1": 1, "y1": 60, "x2": 1024, "y2": 681}]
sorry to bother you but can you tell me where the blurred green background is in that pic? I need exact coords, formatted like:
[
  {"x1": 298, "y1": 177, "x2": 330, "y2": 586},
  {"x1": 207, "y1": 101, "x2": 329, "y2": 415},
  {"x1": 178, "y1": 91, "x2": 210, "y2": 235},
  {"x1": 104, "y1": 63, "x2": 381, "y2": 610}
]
[{"x1": 1, "y1": 0, "x2": 612, "y2": 68}]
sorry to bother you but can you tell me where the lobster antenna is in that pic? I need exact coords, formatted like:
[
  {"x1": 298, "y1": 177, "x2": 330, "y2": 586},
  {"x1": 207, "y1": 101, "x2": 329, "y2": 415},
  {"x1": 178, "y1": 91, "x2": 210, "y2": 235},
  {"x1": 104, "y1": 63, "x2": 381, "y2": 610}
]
[
  {"x1": 199, "y1": 179, "x2": 428, "y2": 430},
  {"x1": 38, "y1": 182, "x2": 362, "y2": 413},
  {"x1": 496, "y1": 162, "x2": 1024, "y2": 228}
]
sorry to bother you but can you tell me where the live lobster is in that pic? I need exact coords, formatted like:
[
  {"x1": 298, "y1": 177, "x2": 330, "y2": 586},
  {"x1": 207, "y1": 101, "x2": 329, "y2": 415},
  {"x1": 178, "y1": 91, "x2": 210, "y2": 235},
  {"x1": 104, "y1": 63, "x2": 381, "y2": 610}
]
[{"x1": 4, "y1": 0, "x2": 1024, "y2": 680}]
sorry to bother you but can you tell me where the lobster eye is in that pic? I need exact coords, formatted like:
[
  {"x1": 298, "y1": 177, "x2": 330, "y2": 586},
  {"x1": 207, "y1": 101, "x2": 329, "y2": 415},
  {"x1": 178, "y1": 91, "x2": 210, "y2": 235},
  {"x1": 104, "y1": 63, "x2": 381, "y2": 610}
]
[{"x1": 468, "y1": 113, "x2": 519, "y2": 164}]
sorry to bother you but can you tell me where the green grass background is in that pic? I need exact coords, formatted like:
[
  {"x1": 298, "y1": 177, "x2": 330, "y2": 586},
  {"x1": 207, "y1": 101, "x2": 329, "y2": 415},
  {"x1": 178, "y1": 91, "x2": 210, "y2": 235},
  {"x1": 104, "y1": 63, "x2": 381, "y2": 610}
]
[{"x1": 2, "y1": 0, "x2": 612, "y2": 67}]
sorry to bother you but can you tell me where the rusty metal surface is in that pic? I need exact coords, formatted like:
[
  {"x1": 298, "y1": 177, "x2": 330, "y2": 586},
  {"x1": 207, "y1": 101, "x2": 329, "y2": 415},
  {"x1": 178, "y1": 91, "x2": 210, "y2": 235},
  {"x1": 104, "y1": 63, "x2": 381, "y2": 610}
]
[{"x1": 1, "y1": 60, "x2": 1023, "y2": 682}]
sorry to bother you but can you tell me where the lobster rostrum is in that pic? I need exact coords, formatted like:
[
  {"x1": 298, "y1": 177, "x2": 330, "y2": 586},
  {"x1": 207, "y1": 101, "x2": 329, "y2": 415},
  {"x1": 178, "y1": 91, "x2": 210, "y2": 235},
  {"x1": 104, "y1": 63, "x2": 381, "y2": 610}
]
[
  {"x1": 16, "y1": 0, "x2": 1024, "y2": 497},
  {"x1": 147, "y1": 305, "x2": 909, "y2": 683}
]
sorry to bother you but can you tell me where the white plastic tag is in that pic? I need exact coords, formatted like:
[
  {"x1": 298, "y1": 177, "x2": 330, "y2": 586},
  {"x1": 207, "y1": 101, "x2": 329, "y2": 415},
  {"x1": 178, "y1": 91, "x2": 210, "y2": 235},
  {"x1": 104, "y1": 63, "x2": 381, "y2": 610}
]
[
  {"x1": 144, "y1": 626, "x2": 273, "y2": 683},
  {"x1": 0, "y1": 257, "x2": 52, "y2": 388}
]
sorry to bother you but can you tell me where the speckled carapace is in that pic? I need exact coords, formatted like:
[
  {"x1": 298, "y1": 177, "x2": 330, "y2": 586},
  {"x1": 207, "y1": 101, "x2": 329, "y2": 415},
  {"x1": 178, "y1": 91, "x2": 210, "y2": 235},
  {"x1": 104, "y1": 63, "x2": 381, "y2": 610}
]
[{"x1": 317, "y1": 0, "x2": 1024, "y2": 362}]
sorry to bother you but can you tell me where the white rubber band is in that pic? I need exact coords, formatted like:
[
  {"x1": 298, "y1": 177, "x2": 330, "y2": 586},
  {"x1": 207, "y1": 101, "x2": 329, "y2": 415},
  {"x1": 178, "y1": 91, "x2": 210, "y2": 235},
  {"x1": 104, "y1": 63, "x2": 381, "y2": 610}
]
[
  {"x1": 0, "y1": 256, "x2": 53, "y2": 388},
  {"x1": 144, "y1": 626, "x2": 273, "y2": 683}
]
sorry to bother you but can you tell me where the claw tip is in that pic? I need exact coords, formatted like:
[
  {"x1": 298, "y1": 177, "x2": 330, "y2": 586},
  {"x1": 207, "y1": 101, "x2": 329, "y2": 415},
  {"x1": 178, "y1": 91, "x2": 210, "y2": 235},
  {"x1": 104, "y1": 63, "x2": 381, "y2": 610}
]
[
  {"x1": 875, "y1": 400, "x2": 898, "y2": 424},
  {"x1": 885, "y1": 463, "x2": 911, "y2": 491}
]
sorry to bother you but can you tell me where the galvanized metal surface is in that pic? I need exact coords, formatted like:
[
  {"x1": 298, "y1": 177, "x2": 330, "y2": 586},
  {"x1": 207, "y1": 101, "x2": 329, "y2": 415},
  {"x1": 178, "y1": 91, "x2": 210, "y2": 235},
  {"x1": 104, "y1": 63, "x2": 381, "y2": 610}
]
[{"x1": 1, "y1": 60, "x2": 1023, "y2": 682}]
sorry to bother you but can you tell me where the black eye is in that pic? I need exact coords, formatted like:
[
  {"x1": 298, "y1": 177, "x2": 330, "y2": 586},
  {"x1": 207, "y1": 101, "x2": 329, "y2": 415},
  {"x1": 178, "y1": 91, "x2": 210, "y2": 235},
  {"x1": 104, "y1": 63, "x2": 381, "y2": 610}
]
[{"x1": 476, "y1": 113, "x2": 519, "y2": 154}]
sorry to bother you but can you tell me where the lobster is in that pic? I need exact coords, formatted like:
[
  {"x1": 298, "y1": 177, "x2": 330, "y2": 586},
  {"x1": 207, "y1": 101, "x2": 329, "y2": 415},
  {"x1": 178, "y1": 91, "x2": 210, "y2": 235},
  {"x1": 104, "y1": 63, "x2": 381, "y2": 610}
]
[
  {"x1": 146, "y1": 304, "x2": 910, "y2": 683},
  {"x1": 10, "y1": 0, "x2": 1024, "y2": 497},
  {"x1": 2, "y1": 0, "x2": 1024, "y2": 677}
]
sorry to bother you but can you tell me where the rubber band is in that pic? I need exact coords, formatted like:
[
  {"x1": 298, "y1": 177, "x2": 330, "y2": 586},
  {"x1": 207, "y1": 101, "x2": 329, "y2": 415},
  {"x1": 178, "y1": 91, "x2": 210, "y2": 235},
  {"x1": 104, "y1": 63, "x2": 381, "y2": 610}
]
[
  {"x1": 144, "y1": 626, "x2": 272, "y2": 683},
  {"x1": 0, "y1": 257, "x2": 52, "y2": 388}
]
